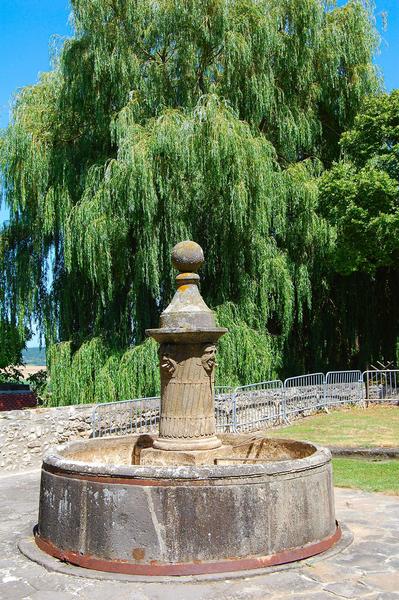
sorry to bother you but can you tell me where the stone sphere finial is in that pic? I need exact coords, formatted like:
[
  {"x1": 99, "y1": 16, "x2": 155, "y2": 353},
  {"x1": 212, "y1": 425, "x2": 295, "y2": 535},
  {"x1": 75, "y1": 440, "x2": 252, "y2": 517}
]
[{"x1": 171, "y1": 240, "x2": 204, "y2": 273}]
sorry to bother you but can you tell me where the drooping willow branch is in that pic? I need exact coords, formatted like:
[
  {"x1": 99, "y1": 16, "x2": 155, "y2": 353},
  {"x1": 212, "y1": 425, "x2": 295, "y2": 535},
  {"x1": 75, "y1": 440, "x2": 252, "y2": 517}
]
[{"x1": 0, "y1": 0, "x2": 380, "y2": 404}]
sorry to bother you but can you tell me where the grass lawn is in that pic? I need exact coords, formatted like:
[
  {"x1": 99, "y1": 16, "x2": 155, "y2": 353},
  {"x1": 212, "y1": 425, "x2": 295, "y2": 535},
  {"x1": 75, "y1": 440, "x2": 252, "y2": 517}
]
[
  {"x1": 266, "y1": 405, "x2": 399, "y2": 448},
  {"x1": 265, "y1": 405, "x2": 399, "y2": 495},
  {"x1": 332, "y1": 458, "x2": 399, "y2": 495}
]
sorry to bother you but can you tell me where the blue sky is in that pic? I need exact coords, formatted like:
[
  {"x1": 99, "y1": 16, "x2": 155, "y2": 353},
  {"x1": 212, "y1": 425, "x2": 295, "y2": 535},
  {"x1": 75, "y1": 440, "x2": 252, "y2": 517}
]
[
  {"x1": 0, "y1": 0, "x2": 71, "y2": 222},
  {"x1": 1, "y1": 0, "x2": 398, "y2": 346},
  {"x1": 1, "y1": 0, "x2": 398, "y2": 129}
]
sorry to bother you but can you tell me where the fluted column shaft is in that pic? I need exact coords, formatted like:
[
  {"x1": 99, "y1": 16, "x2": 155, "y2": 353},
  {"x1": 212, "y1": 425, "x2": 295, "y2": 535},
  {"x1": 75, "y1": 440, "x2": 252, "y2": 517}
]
[{"x1": 156, "y1": 343, "x2": 218, "y2": 449}]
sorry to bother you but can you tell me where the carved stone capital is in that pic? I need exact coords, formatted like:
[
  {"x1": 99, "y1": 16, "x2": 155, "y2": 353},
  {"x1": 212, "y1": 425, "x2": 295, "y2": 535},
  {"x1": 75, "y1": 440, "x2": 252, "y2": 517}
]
[
  {"x1": 201, "y1": 344, "x2": 217, "y2": 375},
  {"x1": 159, "y1": 344, "x2": 177, "y2": 378}
]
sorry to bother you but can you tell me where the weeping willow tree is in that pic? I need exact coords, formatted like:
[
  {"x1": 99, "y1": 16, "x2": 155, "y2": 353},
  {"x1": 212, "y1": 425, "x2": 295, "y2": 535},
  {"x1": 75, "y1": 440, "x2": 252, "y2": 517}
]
[{"x1": 0, "y1": 0, "x2": 379, "y2": 405}]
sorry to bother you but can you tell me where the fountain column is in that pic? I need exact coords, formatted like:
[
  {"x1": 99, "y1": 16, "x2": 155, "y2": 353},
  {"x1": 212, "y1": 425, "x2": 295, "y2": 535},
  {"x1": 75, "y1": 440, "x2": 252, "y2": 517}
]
[{"x1": 146, "y1": 240, "x2": 227, "y2": 452}]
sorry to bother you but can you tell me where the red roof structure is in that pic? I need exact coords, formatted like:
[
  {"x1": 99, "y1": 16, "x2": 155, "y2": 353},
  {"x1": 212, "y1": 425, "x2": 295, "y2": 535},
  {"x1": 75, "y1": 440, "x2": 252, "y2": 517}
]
[{"x1": 0, "y1": 389, "x2": 37, "y2": 411}]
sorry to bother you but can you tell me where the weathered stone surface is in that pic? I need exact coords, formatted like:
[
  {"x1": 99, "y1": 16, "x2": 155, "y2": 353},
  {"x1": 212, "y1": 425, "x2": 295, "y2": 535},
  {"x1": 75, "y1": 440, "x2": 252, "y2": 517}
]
[
  {"x1": 0, "y1": 579, "x2": 35, "y2": 599},
  {"x1": 36, "y1": 435, "x2": 336, "y2": 569},
  {"x1": 322, "y1": 581, "x2": 374, "y2": 598},
  {"x1": 28, "y1": 592, "x2": 76, "y2": 600},
  {"x1": 154, "y1": 341, "x2": 223, "y2": 449},
  {"x1": 360, "y1": 573, "x2": 399, "y2": 593},
  {"x1": 147, "y1": 240, "x2": 226, "y2": 452},
  {"x1": 0, "y1": 404, "x2": 92, "y2": 473},
  {"x1": 139, "y1": 443, "x2": 232, "y2": 466},
  {"x1": 2, "y1": 475, "x2": 398, "y2": 598}
]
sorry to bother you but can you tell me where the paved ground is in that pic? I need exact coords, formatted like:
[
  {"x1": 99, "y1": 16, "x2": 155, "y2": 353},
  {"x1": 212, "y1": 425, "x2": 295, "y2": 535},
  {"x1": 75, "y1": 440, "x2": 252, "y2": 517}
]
[{"x1": 0, "y1": 471, "x2": 398, "y2": 600}]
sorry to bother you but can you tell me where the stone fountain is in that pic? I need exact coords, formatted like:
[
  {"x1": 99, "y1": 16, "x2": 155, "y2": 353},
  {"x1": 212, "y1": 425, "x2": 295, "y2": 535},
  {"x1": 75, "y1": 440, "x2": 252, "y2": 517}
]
[{"x1": 32, "y1": 241, "x2": 340, "y2": 576}]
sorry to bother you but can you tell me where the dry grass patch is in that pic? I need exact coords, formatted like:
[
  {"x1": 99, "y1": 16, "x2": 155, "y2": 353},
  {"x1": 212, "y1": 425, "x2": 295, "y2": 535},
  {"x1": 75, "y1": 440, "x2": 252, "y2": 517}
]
[{"x1": 266, "y1": 405, "x2": 399, "y2": 448}]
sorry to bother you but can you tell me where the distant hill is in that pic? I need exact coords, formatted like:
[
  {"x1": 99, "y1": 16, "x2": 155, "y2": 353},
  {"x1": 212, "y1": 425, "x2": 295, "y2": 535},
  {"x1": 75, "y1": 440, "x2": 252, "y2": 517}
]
[{"x1": 22, "y1": 347, "x2": 46, "y2": 366}]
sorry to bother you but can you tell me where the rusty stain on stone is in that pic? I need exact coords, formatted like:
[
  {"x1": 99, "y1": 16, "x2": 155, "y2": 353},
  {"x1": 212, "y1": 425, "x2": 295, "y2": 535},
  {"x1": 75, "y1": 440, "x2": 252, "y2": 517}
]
[
  {"x1": 34, "y1": 524, "x2": 342, "y2": 576},
  {"x1": 132, "y1": 548, "x2": 145, "y2": 560}
]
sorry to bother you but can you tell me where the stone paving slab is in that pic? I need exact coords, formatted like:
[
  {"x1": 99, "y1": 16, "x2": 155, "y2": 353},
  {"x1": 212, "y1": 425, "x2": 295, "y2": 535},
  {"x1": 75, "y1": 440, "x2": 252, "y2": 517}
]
[{"x1": 0, "y1": 471, "x2": 399, "y2": 599}]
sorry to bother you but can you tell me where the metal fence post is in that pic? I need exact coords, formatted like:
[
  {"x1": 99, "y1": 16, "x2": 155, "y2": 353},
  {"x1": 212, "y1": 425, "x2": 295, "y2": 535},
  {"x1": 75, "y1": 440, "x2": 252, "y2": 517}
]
[
  {"x1": 323, "y1": 375, "x2": 329, "y2": 413},
  {"x1": 91, "y1": 407, "x2": 97, "y2": 438},
  {"x1": 281, "y1": 383, "x2": 288, "y2": 424},
  {"x1": 232, "y1": 387, "x2": 238, "y2": 433}
]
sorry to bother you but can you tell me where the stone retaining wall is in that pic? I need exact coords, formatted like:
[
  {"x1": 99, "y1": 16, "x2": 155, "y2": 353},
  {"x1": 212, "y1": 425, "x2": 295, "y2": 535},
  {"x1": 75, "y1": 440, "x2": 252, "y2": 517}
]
[{"x1": 0, "y1": 404, "x2": 93, "y2": 473}]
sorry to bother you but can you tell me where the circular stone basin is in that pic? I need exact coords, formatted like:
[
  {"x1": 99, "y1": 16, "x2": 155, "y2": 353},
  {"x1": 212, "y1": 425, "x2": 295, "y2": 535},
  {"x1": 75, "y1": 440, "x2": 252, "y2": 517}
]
[{"x1": 36, "y1": 435, "x2": 340, "y2": 576}]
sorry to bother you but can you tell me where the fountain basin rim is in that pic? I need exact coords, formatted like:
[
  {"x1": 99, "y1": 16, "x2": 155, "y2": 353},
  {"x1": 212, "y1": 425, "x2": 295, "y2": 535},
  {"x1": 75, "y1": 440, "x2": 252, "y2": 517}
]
[
  {"x1": 37, "y1": 436, "x2": 337, "y2": 573},
  {"x1": 42, "y1": 436, "x2": 331, "y2": 481}
]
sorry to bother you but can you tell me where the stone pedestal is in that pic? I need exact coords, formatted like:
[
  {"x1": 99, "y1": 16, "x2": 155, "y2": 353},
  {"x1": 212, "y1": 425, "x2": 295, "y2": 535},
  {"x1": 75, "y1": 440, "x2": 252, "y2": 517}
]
[{"x1": 146, "y1": 241, "x2": 227, "y2": 452}]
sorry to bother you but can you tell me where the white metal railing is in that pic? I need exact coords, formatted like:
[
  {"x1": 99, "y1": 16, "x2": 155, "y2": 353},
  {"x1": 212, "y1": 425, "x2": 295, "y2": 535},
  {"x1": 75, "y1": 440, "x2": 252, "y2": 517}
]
[
  {"x1": 232, "y1": 380, "x2": 283, "y2": 432},
  {"x1": 363, "y1": 370, "x2": 399, "y2": 403},
  {"x1": 283, "y1": 373, "x2": 325, "y2": 419},
  {"x1": 92, "y1": 396, "x2": 160, "y2": 438},
  {"x1": 325, "y1": 370, "x2": 363, "y2": 407},
  {"x1": 91, "y1": 369, "x2": 398, "y2": 437}
]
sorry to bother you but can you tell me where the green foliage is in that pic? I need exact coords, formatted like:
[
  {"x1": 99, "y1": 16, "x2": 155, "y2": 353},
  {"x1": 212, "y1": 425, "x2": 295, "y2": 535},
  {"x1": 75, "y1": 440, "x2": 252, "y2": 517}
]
[
  {"x1": 0, "y1": 365, "x2": 24, "y2": 385},
  {"x1": 0, "y1": 321, "x2": 25, "y2": 369},
  {"x1": 116, "y1": 339, "x2": 160, "y2": 400},
  {"x1": 317, "y1": 91, "x2": 399, "y2": 368},
  {"x1": 320, "y1": 90, "x2": 399, "y2": 275},
  {"x1": 47, "y1": 342, "x2": 73, "y2": 406},
  {"x1": 94, "y1": 352, "x2": 122, "y2": 404},
  {"x1": 216, "y1": 303, "x2": 280, "y2": 386},
  {"x1": 27, "y1": 369, "x2": 49, "y2": 400},
  {"x1": 47, "y1": 338, "x2": 159, "y2": 406},
  {"x1": 0, "y1": 0, "x2": 379, "y2": 403}
]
